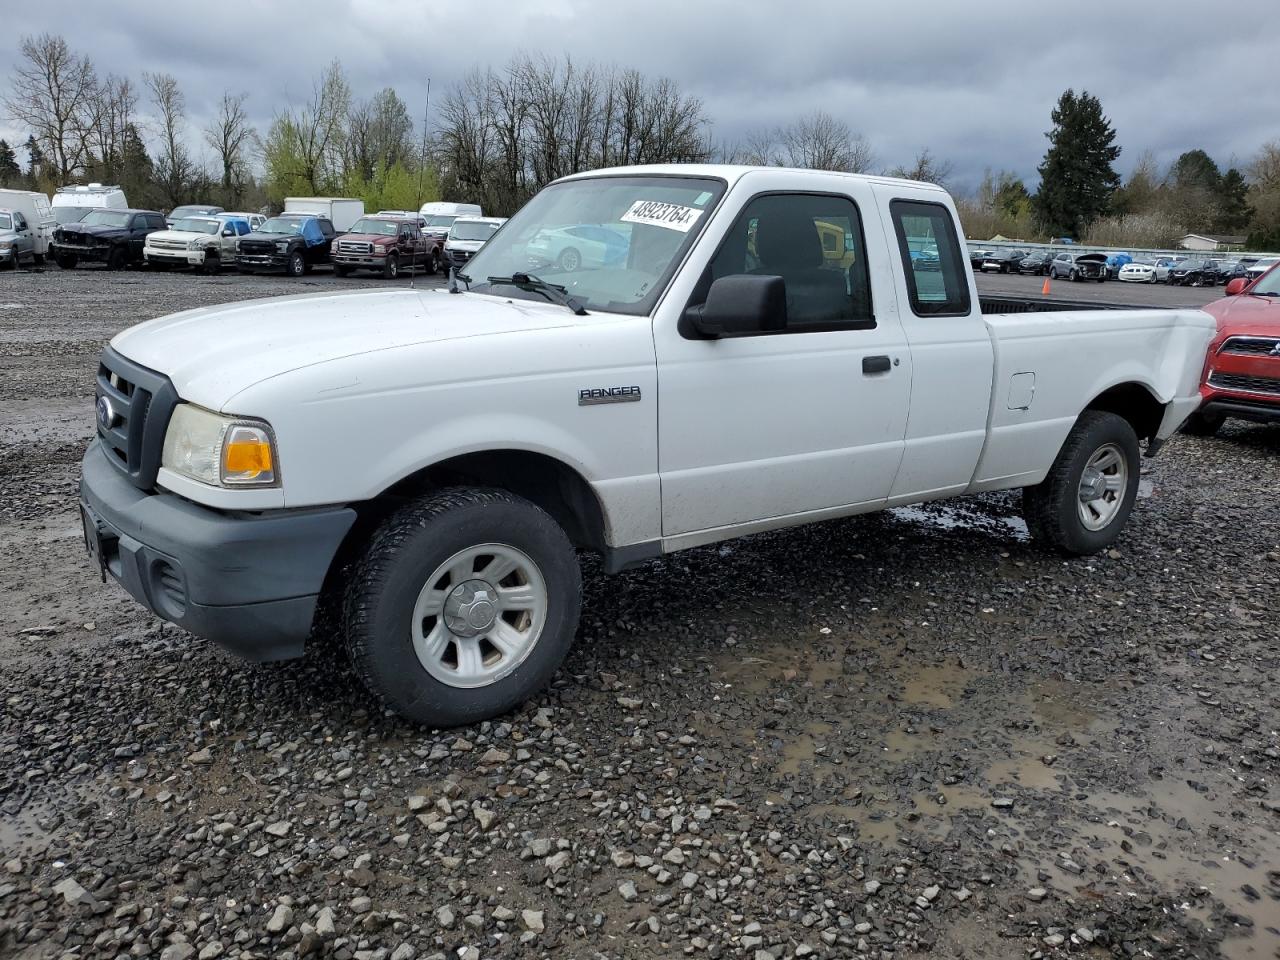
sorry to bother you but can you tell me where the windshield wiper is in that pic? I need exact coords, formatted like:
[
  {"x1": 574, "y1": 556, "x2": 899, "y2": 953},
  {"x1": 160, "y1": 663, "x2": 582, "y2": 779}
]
[{"x1": 485, "y1": 273, "x2": 588, "y2": 316}]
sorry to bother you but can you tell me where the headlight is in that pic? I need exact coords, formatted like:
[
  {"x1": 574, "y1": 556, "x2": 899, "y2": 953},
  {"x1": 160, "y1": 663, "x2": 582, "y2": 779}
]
[
  {"x1": 0, "y1": 241, "x2": 12, "y2": 250},
  {"x1": 188, "y1": 240, "x2": 204, "y2": 250},
  {"x1": 161, "y1": 404, "x2": 279, "y2": 488},
  {"x1": 275, "y1": 241, "x2": 290, "y2": 252}
]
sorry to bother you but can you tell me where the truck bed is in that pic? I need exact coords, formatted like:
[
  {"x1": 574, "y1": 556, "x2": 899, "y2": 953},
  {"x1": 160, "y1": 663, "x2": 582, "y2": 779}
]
[{"x1": 979, "y1": 295, "x2": 1154, "y2": 315}]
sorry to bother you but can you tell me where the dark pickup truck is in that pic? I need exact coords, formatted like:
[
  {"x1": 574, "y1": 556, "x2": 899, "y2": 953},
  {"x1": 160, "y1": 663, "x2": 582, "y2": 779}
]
[
  {"x1": 332, "y1": 216, "x2": 440, "y2": 278},
  {"x1": 236, "y1": 214, "x2": 337, "y2": 277},
  {"x1": 51, "y1": 208, "x2": 166, "y2": 270}
]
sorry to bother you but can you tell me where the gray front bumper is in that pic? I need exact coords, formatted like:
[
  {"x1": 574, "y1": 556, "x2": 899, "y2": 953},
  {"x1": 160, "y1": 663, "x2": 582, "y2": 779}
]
[{"x1": 79, "y1": 440, "x2": 356, "y2": 660}]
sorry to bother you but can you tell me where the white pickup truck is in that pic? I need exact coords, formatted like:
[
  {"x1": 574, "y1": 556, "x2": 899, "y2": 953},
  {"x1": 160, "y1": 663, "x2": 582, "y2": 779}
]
[{"x1": 80, "y1": 165, "x2": 1213, "y2": 726}]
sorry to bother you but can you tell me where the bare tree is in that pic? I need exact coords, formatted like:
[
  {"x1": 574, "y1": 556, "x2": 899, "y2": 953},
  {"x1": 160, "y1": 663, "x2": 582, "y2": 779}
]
[
  {"x1": 86, "y1": 74, "x2": 137, "y2": 182},
  {"x1": 346, "y1": 87, "x2": 414, "y2": 182},
  {"x1": 264, "y1": 61, "x2": 350, "y2": 195},
  {"x1": 778, "y1": 111, "x2": 873, "y2": 172},
  {"x1": 144, "y1": 71, "x2": 197, "y2": 207},
  {"x1": 3, "y1": 33, "x2": 98, "y2": 183},
  {"x1": 887, "y1": 147, "x2": 954, "y2": 186},
  {"x1": 204, "y1": 91, "x2": 256, "y2": 203}
]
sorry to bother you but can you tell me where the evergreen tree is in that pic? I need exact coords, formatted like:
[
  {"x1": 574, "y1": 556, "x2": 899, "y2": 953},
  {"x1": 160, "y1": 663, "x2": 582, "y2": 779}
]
[
  {"x1": 1032, "y1": 89, "x2": 1121, "y2": 238},
  {"x1": 0, "y1": 140, "x2": 20, "y2": 186},
  {"x1": 1215, "y1": 168, "x2": 1252, "y2": 233},
  {"x1": 24, "y1": 134, "x2": 45, "y2": 188}
]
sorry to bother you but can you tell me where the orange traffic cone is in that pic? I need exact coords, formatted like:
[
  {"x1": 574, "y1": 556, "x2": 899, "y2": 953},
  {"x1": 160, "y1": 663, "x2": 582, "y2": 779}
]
[{"x1": 1041, "y1": 274, "x2": 1051, "y2": 296}]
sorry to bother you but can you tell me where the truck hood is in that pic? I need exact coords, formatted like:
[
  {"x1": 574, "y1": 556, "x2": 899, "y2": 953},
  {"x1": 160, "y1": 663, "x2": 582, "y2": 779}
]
[
  {"x1": 56, "y1": 223, "x2": 125, "y2": 241},
  {"x1": 1203, "y1": 292, "x2": 1280, "y2": 340},
  {"x1": 146, "y1": 229, "x2": 217, "y2": 244},
  {"x1": 111, "y1": 288, "x2": 597, "y2": 411}
]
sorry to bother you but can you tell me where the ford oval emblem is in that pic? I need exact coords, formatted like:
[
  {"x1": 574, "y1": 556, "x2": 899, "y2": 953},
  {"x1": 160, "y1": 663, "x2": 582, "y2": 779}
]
[{"x1": 96, "y1": 395, "x2": 117, "y2": 430}]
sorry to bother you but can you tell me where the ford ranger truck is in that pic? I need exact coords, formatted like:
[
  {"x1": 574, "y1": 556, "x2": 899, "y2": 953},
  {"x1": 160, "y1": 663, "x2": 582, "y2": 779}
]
[{"x1": 79, "y1": 165, "x2": 1213, "y2": 727}]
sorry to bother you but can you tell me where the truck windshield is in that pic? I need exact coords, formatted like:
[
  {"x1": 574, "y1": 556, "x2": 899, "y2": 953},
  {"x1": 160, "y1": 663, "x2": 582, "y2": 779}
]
[
  {"x1": 451, "y1": 221, "x2": 500, "y2": 242},
  {"x1": 462, "y1": 175, "x2": 726, "y2": 316},
  {"x1": 53, "y1": 206, "x2": 91, "y2": 224},
  {"x1": 79, "y1": 210, "x2": 131, "y2": 228},
  {"x1": 259, "y1": 218, "x2": 303, "y2": 235},
  {"x1": 424, "y1": 215, "x2": 457, "y2": 228},
  {"x1": 349, "y1": 218, "x2": 400, "y2": 236},
  {"x1": 1251, "y1": 268, "x2": 1280, "y2": 296},
  {"x1": 172, "y1": 218, "x2": 220, "y2": 234}
]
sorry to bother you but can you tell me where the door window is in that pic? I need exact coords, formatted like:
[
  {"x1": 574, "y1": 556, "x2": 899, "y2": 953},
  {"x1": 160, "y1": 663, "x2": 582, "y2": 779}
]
[
  {"x1": 702, "y1": 192, "x2": 874, "y2": 332},
  {"x1": 890, "y1": 200, "x2": 972, "y2": 317},
  {"x1": 14, "y1": 213, "x2": 27, "y2": 230}
]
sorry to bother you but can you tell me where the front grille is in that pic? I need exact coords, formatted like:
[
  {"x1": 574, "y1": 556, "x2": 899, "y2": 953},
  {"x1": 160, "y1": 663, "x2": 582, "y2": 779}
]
[
  {"x1": 448, "y1": 249, "x2": 473, "y2": 263},
  {"x1": 239, "y1": 240, "x2": 276, "y2": 256},
  {"x1": 96, "y1": 347, "x2": 178, "y2": 489},
  {"x1": 338, "y1": 239, "x2": 372, "y2": 255},
  {"x1": 1220, "y1": 336, "x2": 1280, "y2": 357},
  {"x1": 1208, "y1": 372, "x2": 1280, "y2": 397},
  {"x1": 149, "y1": 238, "x2": 188, "y2": 251}
]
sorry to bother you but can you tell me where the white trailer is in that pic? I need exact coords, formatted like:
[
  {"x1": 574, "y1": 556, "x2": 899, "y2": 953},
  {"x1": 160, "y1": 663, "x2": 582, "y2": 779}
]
[
  {"x1": 283, "y1": 197, "x2": 365, "y2": 232},
  {"x1": 0, "y1": 188, "x2": 56, "y2": 260}
]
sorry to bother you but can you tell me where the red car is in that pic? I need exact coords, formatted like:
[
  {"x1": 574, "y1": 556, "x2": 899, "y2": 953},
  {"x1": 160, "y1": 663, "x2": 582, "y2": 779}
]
[{"x1": 1184, "y1": 264, "x2": 1280, "y2": 435}]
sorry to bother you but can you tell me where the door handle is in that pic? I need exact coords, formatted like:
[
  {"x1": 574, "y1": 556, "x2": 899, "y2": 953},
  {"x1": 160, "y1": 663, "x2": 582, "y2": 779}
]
[{"x1": 862, "y1": 355, "x2": 892, "y2": 374}]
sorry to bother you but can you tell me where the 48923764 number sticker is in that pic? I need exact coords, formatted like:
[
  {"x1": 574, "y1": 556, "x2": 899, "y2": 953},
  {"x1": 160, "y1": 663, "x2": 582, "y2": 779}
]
[{"x1": 620, "y1": 200, "x2": 704, "y2": 232}]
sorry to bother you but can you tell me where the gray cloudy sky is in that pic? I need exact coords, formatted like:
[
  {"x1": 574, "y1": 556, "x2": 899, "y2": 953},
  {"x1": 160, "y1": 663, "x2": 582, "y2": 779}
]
[{"x1": 2, "y1": 0, "x2": 1274, "y2": 194}]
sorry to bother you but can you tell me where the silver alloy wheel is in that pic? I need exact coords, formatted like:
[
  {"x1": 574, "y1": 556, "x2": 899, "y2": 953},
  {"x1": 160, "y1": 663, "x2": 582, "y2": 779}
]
[
  {"x1": 410, "y1": 543, "x2": 548, "y2": 689},
  {"x1": 1076, "y1": 442, "x2": 1128, "y2": 531}
]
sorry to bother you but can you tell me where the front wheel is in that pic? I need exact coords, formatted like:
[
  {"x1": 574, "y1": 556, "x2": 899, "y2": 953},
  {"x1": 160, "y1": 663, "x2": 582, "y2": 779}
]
[
  {"x1": 107, "y1": 246, "x2": 127, "y2": 271},
  {"x1": 287, "y1": 250, "x2": 305, "y2": 278},
  {"x1": 382, "y1": 253, "x2": 400, "y2": 279},
  {"x1": 333, "y1": 264, "x2": 351, "y2": 277},
  {"x1": 342, "y1": 488, "x2": 582, "y2": 727},
  {"x1": 202, "y1": 252, "x2": 220, "y2": 275},
  {"x1": 56, "y1": 253, "x2": 78, "y2": 270},
  {"x1": 1069, "y1": 269, "x2": 1078, "y2": 282},
  {"x1": 1022, "y1": 411, "x2": 1141, "y2": 555},
  {"x1": 425, "y1": 251, "x2": 439, "y2": 275}
]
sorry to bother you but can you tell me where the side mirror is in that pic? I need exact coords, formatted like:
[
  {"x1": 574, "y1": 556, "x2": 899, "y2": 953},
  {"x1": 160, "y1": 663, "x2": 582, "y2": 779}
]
[
  {"x1": 684, "y1": 274, "x2": 786, "y2": 339},
  {"x1": 222, "y1": 228, "x2": 235, "y2": 237},
  {"x1": 1225, "y1": 278, "x2": 1248, "y2": 296}
]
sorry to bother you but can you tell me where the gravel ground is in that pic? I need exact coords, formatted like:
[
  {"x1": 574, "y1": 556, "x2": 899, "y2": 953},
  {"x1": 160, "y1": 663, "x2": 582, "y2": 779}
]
[{"x1": 1, "y1": 266, "x2": 1278, "y2": 960}]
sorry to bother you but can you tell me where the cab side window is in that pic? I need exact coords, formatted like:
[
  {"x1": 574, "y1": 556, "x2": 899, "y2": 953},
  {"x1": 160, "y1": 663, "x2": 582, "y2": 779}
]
[
  {"x1": 704, "y1": 193, "x2": 874, "y2": 332},
  {"x1": 889, "y1": 199, "x2": 971, "y2": 317},
  {"x1": 14, "y1": 213, "x2": 26, "y2": 231}
]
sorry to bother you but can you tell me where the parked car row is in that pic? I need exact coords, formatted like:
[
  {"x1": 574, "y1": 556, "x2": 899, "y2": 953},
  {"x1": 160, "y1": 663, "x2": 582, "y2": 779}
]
[
  {"x1": 2, "y1": 185, "x2": 508, "y2": 280},
  {"x1": 966, "y1": 241, "x2": 1279, "y2": 289}
]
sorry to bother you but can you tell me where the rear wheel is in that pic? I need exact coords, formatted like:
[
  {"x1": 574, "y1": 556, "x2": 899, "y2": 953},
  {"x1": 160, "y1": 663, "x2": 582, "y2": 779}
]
[
  {"x1": 1181, "y1": 411, "x2": 1224, "y2": 437},
  {"x1": 342, "y1": 488, "x2": 582, "y2": 726},
  {"x1": 1022, "y1": 411, "x2": 1141, "y2": 555},
  {"x1": 557, "y1": 247, "x2": 582, "y2": 272}
]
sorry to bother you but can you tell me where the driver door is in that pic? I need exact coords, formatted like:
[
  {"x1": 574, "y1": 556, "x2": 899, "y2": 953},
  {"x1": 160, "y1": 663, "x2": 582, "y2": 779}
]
[{"x1": 653, "y1": 177, "x2": 911, "y2": 542}]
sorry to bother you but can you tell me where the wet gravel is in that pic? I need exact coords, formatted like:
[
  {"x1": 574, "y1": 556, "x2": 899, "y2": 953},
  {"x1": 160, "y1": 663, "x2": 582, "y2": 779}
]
[{"x1": 1, "y1": 267, "x2": 1278, "y2": 960}]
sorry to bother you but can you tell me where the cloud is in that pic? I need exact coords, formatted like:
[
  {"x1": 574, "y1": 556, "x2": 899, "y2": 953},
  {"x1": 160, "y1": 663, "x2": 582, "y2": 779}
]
[{"x1": 1, "y1": 0, "x2": 1273, "y2": 194}]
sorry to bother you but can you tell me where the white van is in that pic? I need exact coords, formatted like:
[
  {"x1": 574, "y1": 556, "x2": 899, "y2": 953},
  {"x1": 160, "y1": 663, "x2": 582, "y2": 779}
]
[
  {"x1": 283, "y1": 197, "x2": 365, "y2": 232},
  {"x1": 418, "y1": 201, "x2": 484, "y2": 243},
  {"x1": 441, "y1": 216, "x2": 506, "y2": 274},
  {"x1": 50, "y1": 183, "x2": 128, "y2": 224},
  {"x1": 0, "y1": 188, "x2": 56, "y2": 261}
]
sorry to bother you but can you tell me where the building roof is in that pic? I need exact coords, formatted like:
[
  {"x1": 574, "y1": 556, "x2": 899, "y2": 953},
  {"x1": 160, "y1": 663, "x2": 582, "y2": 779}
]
[{"x1": 1182, "y1": 233, "x2": 1246, "y2": 244}]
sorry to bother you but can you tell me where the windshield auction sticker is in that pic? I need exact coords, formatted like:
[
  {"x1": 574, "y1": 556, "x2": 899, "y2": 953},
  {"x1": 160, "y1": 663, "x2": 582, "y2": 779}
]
[{"x1": 620, "y1": 200, "x2": 704, "y2": 233}]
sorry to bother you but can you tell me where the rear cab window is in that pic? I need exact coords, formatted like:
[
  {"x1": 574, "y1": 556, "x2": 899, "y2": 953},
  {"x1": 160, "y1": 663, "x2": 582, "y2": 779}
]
[{"x1": 889, "y1": 199, "x2": 971, "y2": 317}]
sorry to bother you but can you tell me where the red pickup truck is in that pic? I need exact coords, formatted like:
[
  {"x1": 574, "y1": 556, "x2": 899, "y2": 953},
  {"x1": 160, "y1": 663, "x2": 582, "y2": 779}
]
[{"x1": 1184, "y1": 263, "x2": 1280, "y2": 435}]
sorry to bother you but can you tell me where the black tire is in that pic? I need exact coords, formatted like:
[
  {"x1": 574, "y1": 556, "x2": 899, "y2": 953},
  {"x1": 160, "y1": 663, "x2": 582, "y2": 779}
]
[
  {"x1": 1181, "y1": 411, "x2": 1224, "y2": 437},
  {"x1": 333, "y1": 264, "x2": 351, "y2": 277},
  {"x1": 557, "y1": 247, "x2": 582, "y2": 272},
  {"x1": 1097, "y1": 276, "x2": 1105, "y2": 283},
  {"x1": 342, "y1": 487, "x2": 582, "y2": 727},
  {"x1": 287, "y1": 250, "x2": 305, "y2": 278},
  {"x1": 202, "y1": 252, "x2": 221, "y2": 275},
  {"x1": 425, "y1": 251, "x2": 438, "y2": 275},
  {"x1": 1069, "y1": 269, "x2": 1078, "y2": 282},
  {"x1": 107, "y1": 246, "x2": 127, "y2": 271},
  {"x1": 382, "y1": 252, "x2": 400, "y2": 279},
  {"x1": 1022, "y1": 410, "x2": 1141, "y2": 556},
  {"x1": 56, "y1": 253, "x2": 77, "y2": 270}
]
